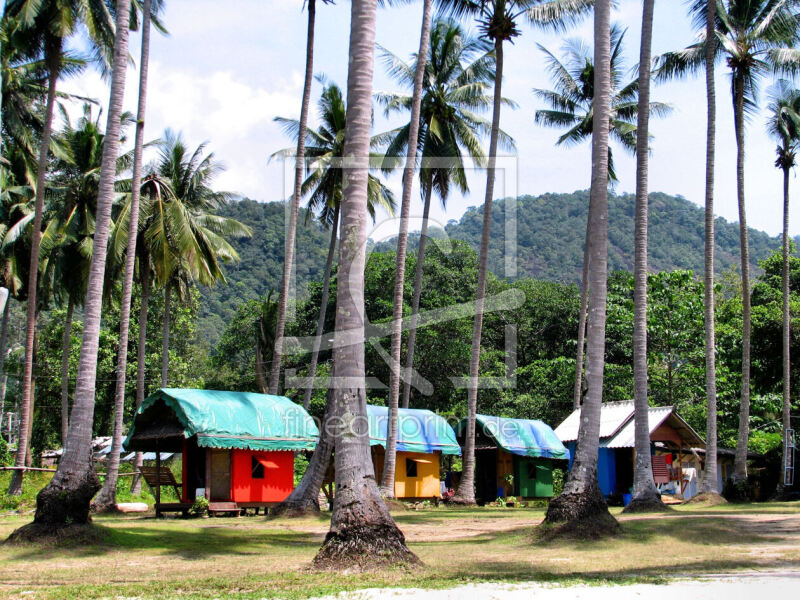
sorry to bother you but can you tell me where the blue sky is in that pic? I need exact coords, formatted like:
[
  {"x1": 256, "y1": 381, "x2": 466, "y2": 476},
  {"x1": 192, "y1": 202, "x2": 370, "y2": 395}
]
[{"x1": 62, "y1": 0, "x2": 797, "y2": 242}]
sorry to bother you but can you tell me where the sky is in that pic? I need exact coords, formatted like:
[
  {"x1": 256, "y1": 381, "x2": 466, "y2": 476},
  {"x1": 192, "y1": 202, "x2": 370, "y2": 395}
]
[{"x1": 61, "y1": 0, "x2": 797, "y2": 244}]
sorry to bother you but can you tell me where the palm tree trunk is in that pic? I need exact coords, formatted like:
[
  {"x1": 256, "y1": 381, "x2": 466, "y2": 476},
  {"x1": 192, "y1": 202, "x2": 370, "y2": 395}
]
[
  {"x1": 303, "y1": 203, "x2": 339, "y2": 410},
  {"x1": 0, "y1": 294, "x2": 11, "y2": 422},
  {"x1": 699, "y1": 0, "x2": 719, "y2": 496},
  {"x1": 94, "y1": 0, "x2": 153, "y2": 513},
  {"x1": 453, "y1": 36, "x2": 505, "y2": 506},
  {"x1": 269, "y1": 0, "x2": 319, "y2": 395},
  {"x1": 778, "y1": 163, "x2": 792, "y2": 497},
  {"x1": 59, "y1": 295, "x2": 74, "y2": 446},
  {"x1": 8, "y1": 38, "x2": 61, "y2": 496},
  {"x1": 401, "y1": 185, "x2": 433, "y2": 409},
  {"x1": 254, "y1": 330, "x2": 269, "y2": 393},
  {"x1": 25, "y1": 0, "x2": 131, "y2": 530},
  {"x1": 161, "y1": 281, "x2": 170, "y2": 388},
  {"x1": 545, "y1": 0, "x2": 618, "y2": 535},
  {"x1": 26, "y1": 320, "x2": 39, "y2": 469},
  {"x1": 626, "y1": 0, "x2": 662, "y2": 512},
  {"x1": 573, "y1": 213, "x2": 590, "y2": 411},
  {"x1": 381, "y1": 0, "x2": 433, "y2": 498},
  {"x1": 733, "y1": 72, "x2": 751, "y2": 485},
  {"x1": 313, "y1": 0, "x2": 416, "y2": 569},
  {"x1": 130, "y1": 251, "x2": 151, "y2": 495},
  {"x1": 274, "y1": 385, "x2": 335, "y2": 515}
]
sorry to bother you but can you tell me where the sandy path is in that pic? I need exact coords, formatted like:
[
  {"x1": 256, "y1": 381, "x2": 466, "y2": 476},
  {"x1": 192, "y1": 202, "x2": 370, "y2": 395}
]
[{"x1": 308, "y1": 573, "x2": 800, "y2": 600}]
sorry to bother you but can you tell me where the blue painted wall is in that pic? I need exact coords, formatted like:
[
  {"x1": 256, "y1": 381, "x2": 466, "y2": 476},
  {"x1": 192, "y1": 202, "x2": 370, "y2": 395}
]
[{"x1": 566, "y1": 442, "x2": 617, "y2": 496}]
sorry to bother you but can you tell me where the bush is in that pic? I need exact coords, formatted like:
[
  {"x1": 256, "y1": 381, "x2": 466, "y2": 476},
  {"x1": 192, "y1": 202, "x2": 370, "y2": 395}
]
[
  {"x1": 552, "y1": 468, "x2": 565, "y2": 497},
  {"x1": 190, "y1": 497, "x2": 209, "y2": 516}
]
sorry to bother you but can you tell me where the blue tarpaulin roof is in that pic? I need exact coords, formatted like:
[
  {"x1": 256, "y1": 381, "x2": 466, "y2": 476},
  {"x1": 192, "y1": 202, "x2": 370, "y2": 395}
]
[
  {"x1": 367, "y1": 405, "x2": 461, "y2": 455},
  {"x1": 456, "y1": 414, "x2": 570, "y2": 460},
  {"x1": 123, "y1": 388, "x2": 319, "y2": 452}
]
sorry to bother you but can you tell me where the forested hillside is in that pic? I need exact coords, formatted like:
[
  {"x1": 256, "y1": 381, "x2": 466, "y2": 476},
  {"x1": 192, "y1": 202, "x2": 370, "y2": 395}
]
[{"x1": 198, "y1": 191, "x2": 782, "y2": 344}]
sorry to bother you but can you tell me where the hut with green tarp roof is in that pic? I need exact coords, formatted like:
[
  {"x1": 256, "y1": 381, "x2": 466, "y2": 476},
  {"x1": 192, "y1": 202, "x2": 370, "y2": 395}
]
[
  {"x1": 455, "y1": 414, "x2": 569, "y2": 504},
  {"x1": 124, "y1": 388, "x2": 318, "y2": 515}
]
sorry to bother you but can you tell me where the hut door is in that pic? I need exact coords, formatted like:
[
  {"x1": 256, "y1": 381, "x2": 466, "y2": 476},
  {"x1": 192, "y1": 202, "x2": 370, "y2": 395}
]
[{"x1": 209, "y1": 449, "x2": 232, "y2": 501}]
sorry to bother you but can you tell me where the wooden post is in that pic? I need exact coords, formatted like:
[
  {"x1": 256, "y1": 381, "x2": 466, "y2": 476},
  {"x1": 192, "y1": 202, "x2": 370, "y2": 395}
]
[
  {"x1": 205, "y1": 448, "x2": 211, "y2": 501},
  {"x1": 155, "y1": 444, "x2": 161, "y2": 518}
]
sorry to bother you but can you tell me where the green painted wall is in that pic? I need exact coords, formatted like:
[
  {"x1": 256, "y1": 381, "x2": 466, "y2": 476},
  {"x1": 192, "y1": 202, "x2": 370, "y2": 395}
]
[{"x1": 514, "y1": 456, "x2": 555, "y2": 498}]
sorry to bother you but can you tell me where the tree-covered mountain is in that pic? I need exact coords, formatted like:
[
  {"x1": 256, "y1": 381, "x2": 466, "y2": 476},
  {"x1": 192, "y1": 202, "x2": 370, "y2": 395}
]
[{"x1": 198, "y1": 190, "x2": 782, "y2": 346}]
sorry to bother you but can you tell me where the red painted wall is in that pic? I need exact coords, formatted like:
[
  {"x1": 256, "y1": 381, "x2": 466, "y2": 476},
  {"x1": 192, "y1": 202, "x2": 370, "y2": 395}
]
[{"x1": 231, "y1": 449, "x2": 294, "y2": 503}]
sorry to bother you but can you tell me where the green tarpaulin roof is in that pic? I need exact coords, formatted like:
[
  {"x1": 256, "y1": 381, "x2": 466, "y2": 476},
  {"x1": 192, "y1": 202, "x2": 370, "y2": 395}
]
[
  {"x1": 367, "y1": 405, "x2": 461, "y2": 455},
  {"x1": 123, "y1": 388, "x2": 319, "y2": 452},
  {"x1": 456, "y1": 414, "x2": 570, "y2": 460}
]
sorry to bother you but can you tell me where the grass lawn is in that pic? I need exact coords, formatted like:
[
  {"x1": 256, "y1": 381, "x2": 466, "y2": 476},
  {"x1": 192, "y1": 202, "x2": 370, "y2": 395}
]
[{"x1": 0, "y1": 501, "x2": 798, "y2": 600}]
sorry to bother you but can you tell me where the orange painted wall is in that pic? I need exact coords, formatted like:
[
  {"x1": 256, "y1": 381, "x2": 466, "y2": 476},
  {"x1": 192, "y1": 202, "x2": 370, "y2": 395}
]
[{"x1": 231, "y1": 449, "x2": 294, "y2": 503}]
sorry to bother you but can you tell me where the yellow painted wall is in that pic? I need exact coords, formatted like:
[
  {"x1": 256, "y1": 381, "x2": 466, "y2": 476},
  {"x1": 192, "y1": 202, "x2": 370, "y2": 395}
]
[{"x1": 371, "y1": 447, "x2": 442, "y2": 498}]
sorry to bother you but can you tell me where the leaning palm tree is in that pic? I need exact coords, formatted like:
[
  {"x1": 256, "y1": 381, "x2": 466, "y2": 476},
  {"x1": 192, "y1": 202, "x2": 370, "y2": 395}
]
[
  {"x1": 268, "y1": 0, "x2": 334, "y2": 395},
  {"x1": 10, "y1": 0, "x2": 130, "y2": 532},
  {"x1": 624, "y1": 0, "x2": 665, "y2": 513},
  {"x1": 376, "y1": 17, "x2": 508, "y2": 414},
  {"x1": 312, "y1": 0, "x2": 417, "y2": 569},
  {"x1": 439, "y1": 0, "x2": 593, "y2": 506},
  {"x1": 271, "y1": 80, "x2": 395, "y2": 515},
  {"x1": 766, "y1": 79, "x2": 800, "y2": 498},
  {"x1": 377, "y1": 0, "x2": 434, "y2": 500},
  {"x1": 544, "y1": 0, "x2": 620, "y2": 536},
  {"x1": 94, "y1": 0, "x2": 165, "y2": 513},
  {"x1": 656, "y1": 0, "x2": 800, "y2": 484},
  {"x1": 5, "y1": 0, "x2": 115, "y2": 497}
]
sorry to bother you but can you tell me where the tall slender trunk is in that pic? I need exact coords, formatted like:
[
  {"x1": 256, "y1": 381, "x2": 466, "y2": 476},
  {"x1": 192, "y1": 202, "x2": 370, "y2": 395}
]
[
  {"x1": 130, "y1": 250, "x2": 151, "y2": 495},
  {"x1": 313, "y1": 0, "x2": 416, "y2": 569},
  {"x1": 779, "y1": 162, "x2": 792, "y2": 496},
  {"x1": 303, "y1": 203, "x2": 339, "y2": 410},
  {"x1": 161, "y1": 281, "x2": 170, "y2": 388},
  {"x1": 26, "y1": 320, "x2": 38, "y2": 469},
  {"x1": 401, "y1": 185, "x2": 433, "y2": 409},
  {"x1": 627, "y1": 0, "x2": 662, "y2": 510},
  {"x1": 453, "y1": 36, "x2": 505, "y2": 506},
  {"x1": 381, "y1": 0, "x2": 433, "y2": 498},
  {"x1": 8, "y1": 39, "x2": 61, "y2": 496},
  {"x1": 269, "y1": 0, "x2": 319, "y2": 395},
  {"x1": 59, "y1": 295, "x2": 74, "y2": 445},
  {"x1": 254, "y1": 329, "x2": 269, "y2": 394},
  {"x1": 699, "y1": 0, "x2": 719, "y2": 496},
  {"x1": 733, "y1": 72, "x2": 751, "y2": 484},
  {"x1": 274, "y1": 384, "x2": 335, "y2": 514},
  {"x1": 0, "y1": 294, "x2": 11, "y2": 421},
  {"x1": 27, "y1": 0, "x2": 131, "y2": 529},
  {"x1": 573, "y1": 213, "x2": 590, "y2": 410},
  {"x1": 94, "y1": 0, "x2": 153, "y2": 512},
  {"x1": 545, "y1": 0, "x2": 618, "y2": 534}
]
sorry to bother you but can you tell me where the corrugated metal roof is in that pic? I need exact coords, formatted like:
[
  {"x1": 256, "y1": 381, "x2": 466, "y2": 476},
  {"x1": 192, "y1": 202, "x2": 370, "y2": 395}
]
[
  {"x1": 555, "y1": 401, "x2": 635, "y2": 442},
  {"x1": 602, "y1": 406, "x2": 672, "y2": 448}
]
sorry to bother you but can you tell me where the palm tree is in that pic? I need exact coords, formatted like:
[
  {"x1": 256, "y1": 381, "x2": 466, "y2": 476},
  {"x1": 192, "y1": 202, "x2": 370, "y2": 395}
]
[
  {"x1": 312, "y1": 0, "x2": 417, "y2": 569},
  {"x1": 625, "y1": 0, "x2": 664, "y2": 513},
  {"x1": 544, "y1": 0, "x2": 619, "y2": 535},
  {"x1": 534, "y1": 23, "x2": 670, "y2": 414},
  {"x1": 378, "y1": 0, "x2": 434, "y2": 500},
  {"x1": 268, "y1": 0, "x2": 334, "y2": 395},
  {"x1": 699, "y1": 0, "x2": 720, "y2": 498},
  {"x1": 656, "y1": 0, "x2": 800, "y2": 484},
  {"x1": 94, "y1": 0, "x2": 164, "y2": 513},
  {"x1": 271, "y1": 80, "x2": 395, "y2": 514},
  {"x1": 440, "y1": 0, "x2": 593, "y2": 506},
  {"x1": 5, "y1": 0, "x2": 115, "y2": 497},
  {"x1": 15, "y1": 0, "x2": 130, "y2": 530},
  {"x1": 273, "y1": 79, "x2": 396, "y2": 409},
  {"x1": 766, "y1": 79, "x2": 800, "y2": 498},
  {"x1": 376, "y1": 18, "x2": 505, "y2": 415}
]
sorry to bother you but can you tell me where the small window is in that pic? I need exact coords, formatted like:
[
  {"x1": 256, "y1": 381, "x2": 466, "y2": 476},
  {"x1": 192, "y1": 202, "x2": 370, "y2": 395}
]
[
  {"x1": 406, "y1": 458, "x2": 418, "y2": 478},
  {"x1": 527, "y1": 462, "x2": 537, "y2": 480},
  {"x1": 251, "y1": 455, "x2": 265, "y2": 479}
]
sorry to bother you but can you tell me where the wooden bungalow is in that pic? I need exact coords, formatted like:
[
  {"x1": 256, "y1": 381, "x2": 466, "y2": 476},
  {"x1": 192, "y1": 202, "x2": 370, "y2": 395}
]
[
  {"x1": 124, "y1": 389, "x2": 319, "y2": 516},
  {"x1": 554, "y1": 401, "x2": 706, "y2": 502},
  {"x1": 454, "y1": 415, "x2": 570, "y2": 505},
  {"x1": 366, "y1": 405, "x2": 461, "y2": 500}
]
